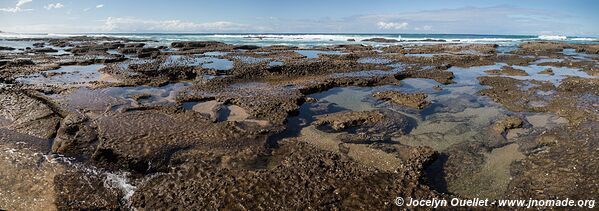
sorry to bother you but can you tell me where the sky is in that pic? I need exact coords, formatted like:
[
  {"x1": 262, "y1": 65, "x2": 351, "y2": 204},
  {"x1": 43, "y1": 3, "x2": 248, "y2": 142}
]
[{"x1": 1, "y1": 0, "x2": 598, "y2": 36}]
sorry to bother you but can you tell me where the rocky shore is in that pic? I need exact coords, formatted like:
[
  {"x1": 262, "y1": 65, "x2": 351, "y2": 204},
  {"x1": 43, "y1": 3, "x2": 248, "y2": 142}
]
[{"x1": 1, "y1": 37, "x2": 598, "y2": 210}]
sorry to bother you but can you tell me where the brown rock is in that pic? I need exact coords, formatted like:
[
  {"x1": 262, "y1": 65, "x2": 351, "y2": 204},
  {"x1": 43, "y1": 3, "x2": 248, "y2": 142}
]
[
  {"x1": 484, "y1": 66, "x2": 529, "y2": 76},
  {"x1": 492, "y1": 116, "x2": 524, "y2": 133},
  {"x1": 538, "y1": 68, "x2": 555, "y2": 75},
  {"x1": 372, "y1": 90, "x2": 430, "y2": 109},
  {"x1": 313, "y1": 110, "x2": 385, "y2": 131}
]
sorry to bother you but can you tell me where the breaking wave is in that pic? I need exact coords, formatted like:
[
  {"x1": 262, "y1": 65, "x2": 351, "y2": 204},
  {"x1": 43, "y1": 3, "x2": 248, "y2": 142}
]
[{"x1": 538, "y1": 35, "x2": 568, "y2": 40}]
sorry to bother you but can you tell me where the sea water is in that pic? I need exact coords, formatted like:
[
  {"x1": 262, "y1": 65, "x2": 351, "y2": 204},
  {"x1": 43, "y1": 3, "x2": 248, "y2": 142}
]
[{"x1": 1, "y1": 33, "x2": 597, "y2": 48}]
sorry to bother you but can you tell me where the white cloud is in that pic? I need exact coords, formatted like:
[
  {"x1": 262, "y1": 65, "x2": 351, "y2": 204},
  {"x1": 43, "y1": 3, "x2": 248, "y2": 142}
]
[
  {"x1": 414, "y1": 25, "x2": 432, "y2": 31},
  {"x1": 83, "y1": 8, "x2": 90, "y2": 11},
  {"x1": 377, "y1": 21, "x2": 409, "y2": 30},
  {"x1": 101, "y1": 17, "x2": 251, "y2": 32},
  {"x1": 16, "y1": 0, "x2": 32, "y2": 7},
  {"x1": 44, "y1": 3, "x2": 64, "y2": 10},
  {"x1": 0, "y1": 0, "x2": 34, "y2": 13},
  {"x1": 96, "y1": 4, "x2": 104, "y2": 8}
]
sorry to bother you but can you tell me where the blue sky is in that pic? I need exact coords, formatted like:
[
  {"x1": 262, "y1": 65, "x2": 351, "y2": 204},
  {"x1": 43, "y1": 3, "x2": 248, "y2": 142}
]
[{"x1": 1, "y1": 0, "x2": 598, "y2": 35}]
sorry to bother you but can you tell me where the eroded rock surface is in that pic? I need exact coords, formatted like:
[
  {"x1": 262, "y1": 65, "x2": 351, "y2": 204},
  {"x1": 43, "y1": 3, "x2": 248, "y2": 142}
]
[{"x1": 372, "y1": 90, "x2": 430, "y2": 109}]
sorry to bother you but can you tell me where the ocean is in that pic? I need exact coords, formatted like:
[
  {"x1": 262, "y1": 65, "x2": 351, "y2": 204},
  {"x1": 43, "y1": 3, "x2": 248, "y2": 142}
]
[{"x1": 0, "y1": 33, "x2": 597, "y2": 48}]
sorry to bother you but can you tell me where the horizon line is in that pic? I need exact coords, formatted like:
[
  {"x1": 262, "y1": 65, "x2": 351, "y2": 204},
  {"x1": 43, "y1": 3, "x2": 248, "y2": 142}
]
[{"x1": 2, "y1": 31, "x2": 597, "y2": 38}]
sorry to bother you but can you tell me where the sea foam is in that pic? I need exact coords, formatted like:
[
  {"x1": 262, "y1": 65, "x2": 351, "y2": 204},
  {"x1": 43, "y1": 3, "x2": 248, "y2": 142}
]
[{"x1": 538, "y1": 35, "x2": 568, "y2": 40}]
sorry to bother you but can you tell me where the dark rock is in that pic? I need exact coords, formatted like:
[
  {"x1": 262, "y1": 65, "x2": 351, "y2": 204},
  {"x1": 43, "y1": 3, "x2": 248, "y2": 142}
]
[
  {"x1": 102, "y1": 42, "x2": 126, "y2": 49},
  {"x1": 362, "y1": 38, "x2": 399, "y2": 43},
  {"x1": 54, "y1": 170, "x2": 123, "y2": 210},
  {"x1": 69, "y1": 45, "x2": 108, "y2": 55},
  {"x1": 400, "y1": 38, "x2": 446, "y2": 42},
  {"x1": 234, "y1": 45, "x2": 261, "y2": 50},
  {"x1": 118, "y1": 47, "x2": 139, "y2": 54},
  {"x1": 137, "y1": 47, "x2": 160, "y2": 58},
  {"x1": 125, "y1": 43, "x2": 145, "y2": 48},
  {"x1": 31, "y1": 47, "x2": 58, "y2": 53},
  {"x1": 171, "y1": 41, "x2": 227, "y2": 49},
  {"x1": 0, "y1": 46, "x2": 16, "y2": 51},
  {"x1": 33, "y1": 42, "x2": 45, "y2": 48},
  {"x1": 52, "y1": 113, "x2": 99, "y2": 160}
]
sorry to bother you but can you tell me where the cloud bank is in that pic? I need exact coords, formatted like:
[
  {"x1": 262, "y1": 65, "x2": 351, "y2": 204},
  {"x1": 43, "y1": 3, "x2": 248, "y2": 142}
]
[
  {"x1": 377, "y1": 22, "x2": 409, "y2": 30},
  {"x1": 101, "y1": 17, "x2": 251, "y2": 32},
  {"x1": 0, "y1": 0, "x2": 33, "y2": 13},
  {"x1": 44, "y1": 3, "x2": 64, "y2": 10}
]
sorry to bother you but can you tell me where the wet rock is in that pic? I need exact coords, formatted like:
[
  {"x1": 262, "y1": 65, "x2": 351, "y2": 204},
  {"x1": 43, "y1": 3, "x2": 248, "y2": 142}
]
[
  {"x1": 514, "y1": 41, "x2": 569, "y2": 56},
  {"x1": 362, "y1": 38, "x2": 399, "y2": 43},
  {"x1": 117, "y1": 47, "x2": 139, "y2": 54},
  {"x1": 0, "y1": 90, "x2": 62, "y2": 139},
  {"x1": 183, "y1": 81, "x2": 304, "y2": 125},
  {"x1": 33, "y1": 42, "x2": 45, "y2": 48},
  {"x1": 31, "y1": 47, "x2": 59, "y2": 53},
  {"x1": 484, "y1": 66, "x2": 529, "y2": 76},
  {"x1": 477, "y1": 76, "x2": 545, "y2": 112},
  {"x1": 478, "y1": 76, "x2": 598, "y2": 124},
  {"x1": 508, "y1": 122, "x2": 599, "y2": 200},
  {"x1": 233, "y1": 45, "x2": 261, "y2": 50},
  {"x1": 398, "y1": 68, "x2": 455, "y2": 84},
  {"x1": 54, "y1": 170, "x2": 123, "y2": 210},
  {"x1": 103, "y1": 57, "x2": 195, "y2": 84},
  {"x1": 131, "y1": 139, "x2": 441, "y2": 210},
  {"x1": 102, "y1": 42, "x2": 126, "y2": 49},
  {"x1": 0, "y1": 46, "x2": 16, "y2": 51},
  {"x1": 372, "y1": 90, "x2": 430, "y2": 109},
  {"x1": 384, "y1": 44, "x2": 495, "y2": 54},
  {"x1": 124, "y1": 43, "x2": 145, "y2": 48},
  {"x1": 1, "y1": 58, "x2": 35, "y2": 68},
  {"x1": 492, "y1": 116, "x2": 524, "y2": 134},
  {"x1": 336, "y1": 109, "x2": 414, "y2": 143},
  {"x1": 52, "y1": 112, "x2": 99, "y2": 160},
  {"x1": 536, "y1": 134, "x2": 559, "y2": 146},
  {"x1": 136, "y1": 47, "x2": 160, "y2": 58},
  {"x1": 313, "y1": 110, "x2": 384, "y2": 131},
  {"x1": 171, "y1": 41, "x2": 229, "y2": 50},
  {"x1": 403, "y1": 38, "x2": 447, "y2": 43},
  {"x1": 496, "y1": 54, "x2": 536, "y2": 66},
  {"x1": 0, "y1": 140, "x2": 63, "y2": 210},
  {"x1": 537, "y1": 60, "x2": 598, "y2": 76},
  {"x1": 69, "y1": 45, "x2": 109, "y2": 55},
  {"x1": 441, "y1": 142, "x2": 525, "y2": 199},
  {"x1": 234, "y1": 57, "x2": 390, "y2": 79},
  {"x1": 305, "y1": 97, "x2": 318, "y2": 103},
  {"x1": 538, "y1": 68, "x2": 555, "y2": 75},
  {"x1": 557, "y1": 77, "x2": 599, "y2": 95},
  {"x1": 574, "y1": 44, "x2": 599, "y2": 54},
  {"x1": 92, "y1": 110, "x2": 270, "y2": 173}
]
